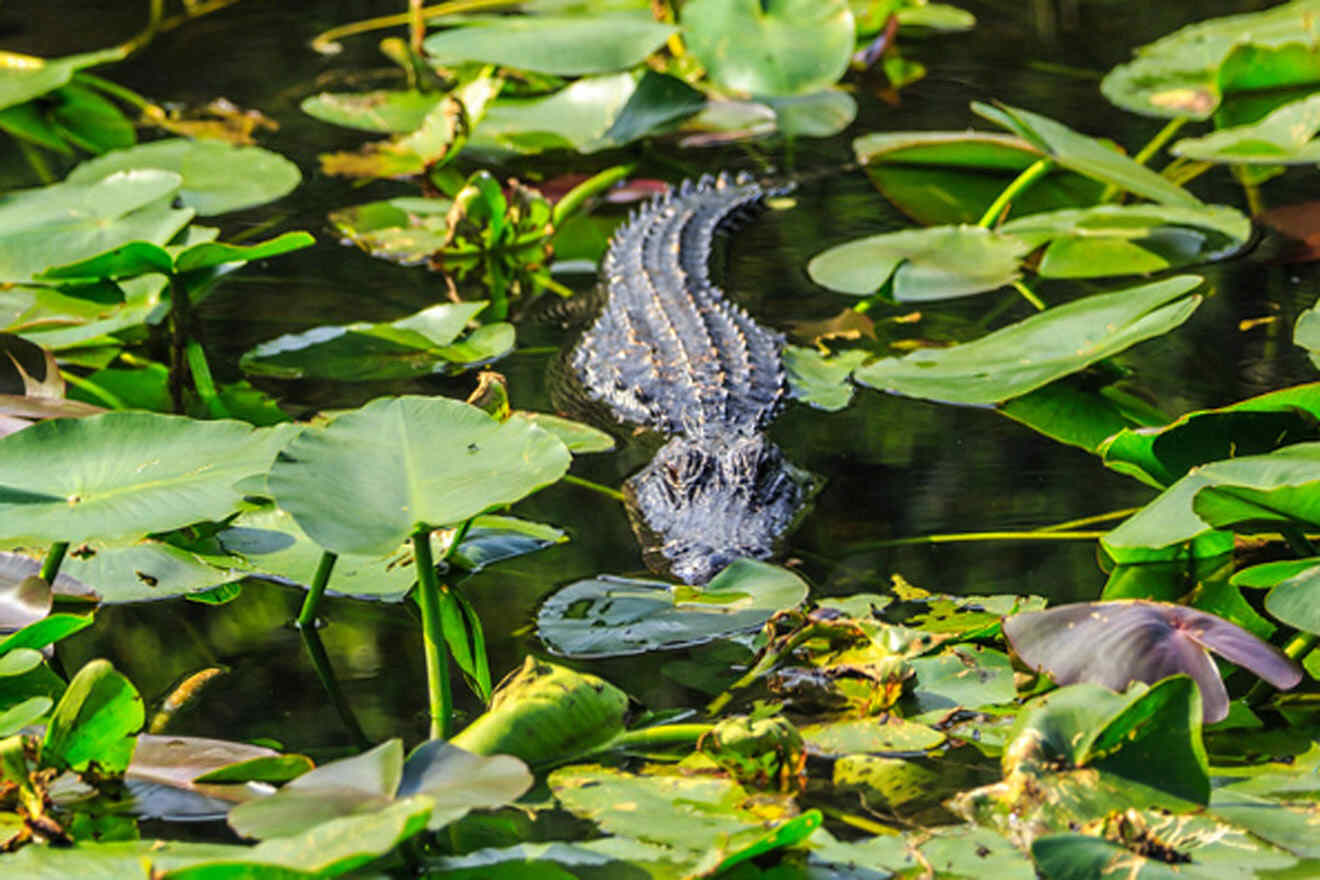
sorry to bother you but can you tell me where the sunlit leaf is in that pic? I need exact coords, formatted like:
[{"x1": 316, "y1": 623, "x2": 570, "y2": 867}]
[
  {"x1": 783, "y1": 346, "x2": 868, "y2": 411},
  {"x1": 41, "y1": 659, "x2": 143, "y2": 773},
  {"x1": 1172, "y1": 93, "x2": 1320, "y2": 164},
  {"x1": 269, "y1": 396, "x2": 570, "y2": 557},
  {"x1": 0, "y1": 47, "x2": 124, "y2": 112},
  {"x1": 537, "y1": 559, "x2": 809, "y2": 657},
  {"x1": 681, "y1": 0, "x2": 854, "y2": 97},
  {"x1": 1101, "y1": 1, "x2": 1320, "y2": 119},
  {"x1": 808, "y1": 224, "x2": 1031, "y2": 300},
  {"x1": 423, "y1": 14, "x2": 674, "y2": 75},
  {"x1": 467, "y1": 73, "x2": 637, "y2": 156},
  {"x1": 855, "y1": 275, "x2": 1202, "y2": 406},
  {"x1": 301, "y1": 89, "x2": 445, "y2": 133},
  {"x1": 67, "y1": 138, "x2": 301, "y2": 215}
]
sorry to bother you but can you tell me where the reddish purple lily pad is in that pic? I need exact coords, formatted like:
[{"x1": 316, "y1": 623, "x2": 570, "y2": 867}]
[{"x1": 1003, "y1": 600, "x2": 1301, "y2": 723}]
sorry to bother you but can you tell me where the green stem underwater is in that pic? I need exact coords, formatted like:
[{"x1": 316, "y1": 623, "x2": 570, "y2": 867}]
[
  {"x1": 552, "y1": 163, "x2": 637, "y2": 227},
  {"x1": 185, "y1": 339, "x2": 230, "y2": 419},
  {"x1": 413, "y1": 530, "x2": 453, "y2": 739},
  {"x1": 295, "y1": 551, "x2": 339, "y2": 629},
  {"x1": 977, "y1": 158, "x2": 1053, "y2": 228},
  {"x1": 562, "y1": 474, "x2": 626, "y2": 502},
  {"x1": 60, "y1": 371, "x2": 127, "y2": 410},
  {"x1": 40, "y1": 542, "x2": 68, "y2": 584}
]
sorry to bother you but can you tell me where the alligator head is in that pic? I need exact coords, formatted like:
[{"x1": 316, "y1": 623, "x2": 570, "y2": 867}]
[{"x1": 623, "y1": 432, "x2": 815, "y2": 584}]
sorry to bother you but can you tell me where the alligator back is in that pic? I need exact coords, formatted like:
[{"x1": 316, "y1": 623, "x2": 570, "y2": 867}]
[
  {"x1": 566, "y1": 172, "x2": 812, "y2": 584},
  {"x1": 569, "y1": 172, "x2": 786, "y2": 438}
]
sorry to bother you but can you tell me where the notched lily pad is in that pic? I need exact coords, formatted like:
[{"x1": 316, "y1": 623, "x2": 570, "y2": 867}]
[{"x1": 537, "y1": 559, "x2": 810, "y2": 657}]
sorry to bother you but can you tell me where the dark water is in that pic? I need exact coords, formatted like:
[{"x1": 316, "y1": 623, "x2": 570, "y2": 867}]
[{"x1": 8, "y1": 0, "x2": 1320, "y2": 754}]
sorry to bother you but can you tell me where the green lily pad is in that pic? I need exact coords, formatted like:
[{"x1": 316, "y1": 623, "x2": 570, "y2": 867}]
[
  {"x1": 328, "y1": 196, "x2": 454, "y2": 265},
  {"x1": 999, "y1": 375, "x2": 1154, "y2": 454},
  {"x1": 908, "y1": 645, "x2": 1016, "y2": 713},
  {"x1": 854, "y1": 130, "x2": 1105, "y2": 226},
  {"x1": 57, "y1": 540, "x2": 244, "y2": 604},
  {"x1": 603, "y1": 69, "x2": 706, "y2": 145},
  {"x1": 269, "y1": 395, "x2": 570, "y2": 557},
  {"x1": 0, "y1": 47, "x2": 125, "y2": 112},
  {"x1": 681, "y1": 0, "x2": 854, "y2": 97},
  {"x1": 1101, "y1": 1, "x2": 1320, "y2": 119},
  {"x1": 423, "y1": 14, "x2": 674, "y2": 76},
  {"x1": 0, "y1": 413, "x2": 295, "y2": 546},
  {"x1": 808, "y1": 224, "x2": 1031, "y2": 300},
  {"x1": 537, "y1": 559, "x2": 809, "y2": 657},
  {"x1": 301, "y1": 89, "x2": 446, "y2": 134},
  {"x1": 800, "y1": 716, "x2": 945, "y2": 754},
  {"x1": 511, "y1": 412, "x2": 613, "y2": 453},
  {"x1": 1264, "y1": 564, "x2": 1320, "y2": 635},
  {"x1": 1172, "y1": 93, "x2": 1320, "y2": 164},
  {"x1": 998, "y1": 203, "x2": 1250, "y2": 278},
  {"x1": 1190, "y1": 443, "x2": 1320, "y2": 534},
  {"x1": 0, "y1": 170, "x2": 192, "y2": 284},
  {"x1": 42, "y1": 230, "x2": 315, "y2": 283},
  {"x1": 41, "y1": 659, "x2": 143, "y2": 774},
  {"x1": 1100, "y1": 383, "x2": 1320, "y2": 490},
  {"x1": 766, "y1": 88, "x2": 857, "y2": 138},
  {"x1": 239, "y1": 301, "x2": 510, "y2": 381},
  {"x1": 855, "y1": 275, "x2": 1202, "y2": 406},
  {"x1": 67, "y1": 139, "x2": 301, "y2": 215},
  {"x1": 47, "y1": 83, "x2": 135, "y2": 154},
  {"x1": 973, "y1": 103, "x2": 1203, "y2": 207},
  {"x1": 783, "y1": 346, "x2": 868, "y2": 411},
  {"x1": 1297, "y1": 300, "x2": 1320, "y2": 370},
  {"x1": 228, "y1": 738, "x2": 530, "y2": 839},
  {"x1": 467, "y1": 73, "x2": 637, "y2": 156},
  {"x1": 450, "y1": 657, "x2": 630, "y2": 767}
]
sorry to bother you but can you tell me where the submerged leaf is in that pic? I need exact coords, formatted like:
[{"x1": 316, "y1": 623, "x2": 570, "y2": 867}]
[
  {"x1": 1003, "y1": 600, "x2": 1300, "y2": 722},
  {"x1": 537, "y1": 559, "x2": 809, "y2": 657}
]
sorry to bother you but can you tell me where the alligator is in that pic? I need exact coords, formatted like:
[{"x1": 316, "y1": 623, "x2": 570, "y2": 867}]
[{"x1": 567, "y1": 172, "x2": 814, "y2": 584}]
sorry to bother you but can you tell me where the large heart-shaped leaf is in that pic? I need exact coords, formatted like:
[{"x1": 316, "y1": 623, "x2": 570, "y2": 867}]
[
  {"x1": 537, "y1": 559, "x2": 809, "y2": 657},
  {"x1": 67, "y1": 138, "x2": 302, "y2": 215},
  {"x1": 1004, "y1": 601, "x2": 1301, "y2": 723},
  {"x1": 269, "y1": 396, "x2": 570, "y2": 557},
  {"x1": 0, "y1": 413, "x2": 295, "y2": 546},
  {"x1": 681, "y1": 0, "x2": 854, "y2": 97},
  {"x1": 854, "y1": 275, "x2": 1202, "y2": 406}
]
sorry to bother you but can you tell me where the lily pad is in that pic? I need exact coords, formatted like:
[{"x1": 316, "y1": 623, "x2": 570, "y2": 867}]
[
  {"x1": 56, "y1": 540, "x2": 244, "y2": 604},
  {"x1": 67, "y1": 138, "x2": 301, "y2": 215},
  {"x1": 422, "y1": 14, "x2": 675, "y2": 76},
  {"x1": 0, "y1": 413, "x2": 295, "y2": 546},
  {"x1": 681, "y1": 0, "x2": 854, "y2": 97},
  {"x1": 998, "y1": 203, "x2": 1250, "y2": 278},
  {"x1": 239, "y1": 301, "x2": 511, "y2": 381},
  {"x1": 783, "y1": 346, "x2": 868, "y2": 411},
  {"x1": 537, "y1": 559, "x2": 809, "y2": 657},
  {"x1": 269, "y1": 395, "x2": 570, "y2": 557},
  {"x1": 854, "y1": 275, "x2": 1202, "y2": 406},
  {"x1": 0, "y1": 170, "x2": 192, "y2": 284},
  {"x1": 228, "y1": 738, "x2": 530, "y2": 839},
  {"x1": 1003, "y1": 601, "x2": 1300, "y2": 723},
  {"x1": 1172, "y1": 94, "x2": 1320, "y2": 164},
  {"x1": 800, "y1": 716, "x2": 945, "y2": 754},
  {"x1": 808, "y1": 224, "x2": 1031, "y2": 300},
  {"x1": 1101, "y1": 1, "x2": 1320, "y2": 119},
  {"x1": 908, "y1": 645, "x2": 1016, "y2": 713},
  {"x1": 301, "y1": 90, "x2": 445, "y2": 134},
  {"x1": 467, "y1": 73, "x2": 637, "y2": 156},
  {"x1": 855, "y1": 130, "x2": 1105, "y2": 226},
  {"x1": 0, "y1": 47, "x2": 125, "y2": 112},
  {"x1": 1262, "y1": 564, "x2": 1320, "y2": 636},
  {"x1": 1100, "y1": 383, "x2": 1320, "y2": 489}
]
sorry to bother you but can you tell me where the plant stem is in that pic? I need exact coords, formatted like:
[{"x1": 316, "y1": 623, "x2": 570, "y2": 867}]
[
  {"x1": 707, "y1": 624, "x2": 826, "y2": 715},
  {"x1": 1281, "y1": 527, "x2": 1317, "y2": 558},
  {"x1": 72, "y1": 71, "x2": 152, "y2": 112},
  {"x1": 310, "y1": 0, "x2": 518, "y2": 54},
  {"x1": 818, "y1": 806, "x2": 895, "y2": 836},
  {"x1": 852, "y1": 530, "x2": 1107, "y2": 551},
  {"x1": 40, "y1": 542, "x2": 69, "y2": 583},
  {"x1": 562, "y1": 474, "x2": 625, "y2": 502},
  {"x1": 408, "y1": 0, "x2": 426, "y2": 54},
  {"x1": 299, "y1": 624, "x2": 370, "y2": 749},
  {"x1": 295, "y1": 551, "x2": 339, "y2": 629},
  {"x1": 1246, "y1": 630, "x2": 1317, "y2": 707},
  {"x1": 118, "y1": 0, "x2": 163, "y2": 57},
  {"x1": 608, "y1": 723, "x2": 712, "y2": 751},
  {"x1": 977, "y1": 158, "x2": 1053, "y2": 228},
  {"x1": 185, "y1": 338, "x2": 230, "y2": 419},
  {"x1": 59, "y1": 370, "x2": 127, "y2": 410},
  {"x1": 1011, "y1": 279, "x2": 1046, "y2": 312},
  {"x1": 551, "y1": 163, "x2": 637, "y2": 227},
  {"x1": 1097, "y1": 117, "x2": 1187, "y2": 202},
  {"x1": 413, "y1": 530, "x2": 453, "y2": 740},
  {"x1": 168, "y1": 277, "x2": 189, "y2": 415},
  {"x1": 14, "y1": 138, "x2": 54, "y2": 184},
  {"x1": 1033, "y1": 507, "x2": 1141, "y2": 532}
]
